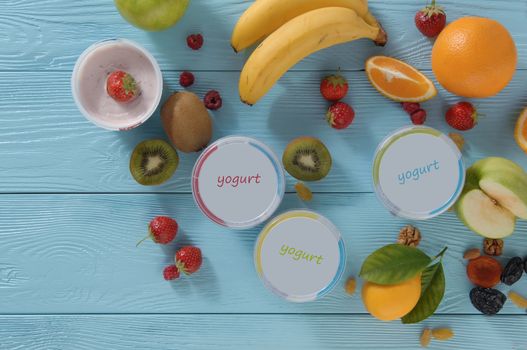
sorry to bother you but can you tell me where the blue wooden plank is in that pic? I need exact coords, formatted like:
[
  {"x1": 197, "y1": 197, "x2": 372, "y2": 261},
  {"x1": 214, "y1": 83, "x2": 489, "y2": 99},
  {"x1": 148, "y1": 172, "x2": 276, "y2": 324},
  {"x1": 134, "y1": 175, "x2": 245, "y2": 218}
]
[
  {"x1": 1, "y1": 314, "x2": 526, "y2": 350},
  {"x1": 1, "y1": 70, "x2": 526, "y2": 193},
  {"x1": 1, "y1": 0, "x2": 526, "y2": 71},
  {"x1": 1, "y1": 193, "x2": 526, "y2": 314}
]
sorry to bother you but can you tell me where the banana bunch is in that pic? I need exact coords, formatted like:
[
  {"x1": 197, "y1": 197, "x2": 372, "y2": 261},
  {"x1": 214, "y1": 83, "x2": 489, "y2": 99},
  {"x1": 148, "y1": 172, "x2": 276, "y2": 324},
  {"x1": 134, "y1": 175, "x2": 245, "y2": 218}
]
[{"x1": 232, "y1": 0, "x2": 387, "y2": 105}]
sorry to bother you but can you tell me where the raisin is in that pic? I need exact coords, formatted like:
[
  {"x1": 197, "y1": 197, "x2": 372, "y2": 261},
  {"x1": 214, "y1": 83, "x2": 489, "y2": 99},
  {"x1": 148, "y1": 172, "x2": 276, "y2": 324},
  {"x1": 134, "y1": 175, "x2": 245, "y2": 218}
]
[
  {"x1": 501, "y1": 257, "x2": 524, "y2": 286},
  {"x1": 470, "y1": 287, "x2": 506, "y2": 315}
]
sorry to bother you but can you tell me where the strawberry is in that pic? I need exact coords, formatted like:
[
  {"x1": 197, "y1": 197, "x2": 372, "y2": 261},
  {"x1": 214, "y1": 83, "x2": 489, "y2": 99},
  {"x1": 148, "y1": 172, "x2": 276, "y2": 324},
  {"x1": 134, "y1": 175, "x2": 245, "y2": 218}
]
[
  {"x1": 326, "y1": 102, "x2": 355, "y2": 130},
  {"x1": 106, "y1": 70, "x2": 139, "y2": 103},
  {"x1": 320, "y1": 74, "x2": 349, "y2": 101},
  {"x1": 446, "y1": 102, "x2": 478, "y2": 131},
  {"x1": 187, "y1": 34, "x2": 204, "y2": 50},
  {"x1": 410, "y1": 109, "x2": 427, "y2": 125},
  {"x1": 137, "y1": 216, "x2": 178, "y2": 247},
  {"x1": 401, "y1": 102, "x2": 421, "y2": 115},
  {"x1": 163, "y1": 265, "x2": 180, "y2": 281},
  {"x1": 175, "y1": 246, "x2": 202, "y2": 275},
  {"x1": 415, "y1": 0, "x2": 446, "y2": 38},
  {"x1": 179, "y1": 71, "x2": 195, "y2": 87}
]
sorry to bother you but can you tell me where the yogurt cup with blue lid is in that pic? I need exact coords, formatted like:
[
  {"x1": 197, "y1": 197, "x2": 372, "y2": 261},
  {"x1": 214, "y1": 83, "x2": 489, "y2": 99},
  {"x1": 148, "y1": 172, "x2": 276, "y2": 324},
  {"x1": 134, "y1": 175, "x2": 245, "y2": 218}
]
[
  {"x1": 373, "y1": 126, "x2": 465, "y2": 220},
  {"x1": 254, "y1": 210, "x2": 346, "y2": 302},
  {"x1": 192, "y1": 136, "x2": 285, "y2": 229}
]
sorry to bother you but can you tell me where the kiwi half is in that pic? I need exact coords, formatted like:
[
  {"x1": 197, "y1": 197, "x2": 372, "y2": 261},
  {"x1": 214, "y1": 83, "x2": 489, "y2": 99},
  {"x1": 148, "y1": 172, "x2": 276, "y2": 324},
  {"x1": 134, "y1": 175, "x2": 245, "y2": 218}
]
[
  {"x1": 130, "y1": 139, "x2": 179, "y2": 186},
  {"x1": 282, "y1": 137, "x2": 332, "y2": 181}
]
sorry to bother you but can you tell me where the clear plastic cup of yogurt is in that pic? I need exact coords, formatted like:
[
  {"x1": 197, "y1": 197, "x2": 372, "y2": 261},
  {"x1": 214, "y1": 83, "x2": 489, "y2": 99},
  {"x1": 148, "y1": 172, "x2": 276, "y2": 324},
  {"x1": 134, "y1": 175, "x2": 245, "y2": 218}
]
[
  {"x1": 254, "y1": 210, "x2": 346, "y2": 302},
  {"x1": 372, "y1": 126, "x2": 465, "y2": 220},
  {"x1": 192, "y1": 136, "x2": 285, "y2": 229},
  {"x1": 71, "y1": 38, "x2": 163, "y2": 131}
]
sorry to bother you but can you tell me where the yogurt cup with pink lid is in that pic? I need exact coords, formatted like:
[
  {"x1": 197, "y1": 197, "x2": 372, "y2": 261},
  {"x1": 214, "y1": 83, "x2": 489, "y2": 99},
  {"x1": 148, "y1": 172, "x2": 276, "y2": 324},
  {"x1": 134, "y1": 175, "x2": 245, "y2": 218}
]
[
  {"x1": 192, "y1": 136, "x2": 285, "y2": 229},
  {"x1": 71, "y1": 39, "x2": 163, "y2": 131}
]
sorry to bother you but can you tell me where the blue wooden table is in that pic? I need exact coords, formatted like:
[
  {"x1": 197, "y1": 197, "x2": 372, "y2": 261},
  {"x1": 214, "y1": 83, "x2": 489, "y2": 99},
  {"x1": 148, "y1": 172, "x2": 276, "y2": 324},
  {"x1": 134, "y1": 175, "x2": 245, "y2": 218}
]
[{"x1": 1, "y1": 0, "x2": 527, "y2": 349}]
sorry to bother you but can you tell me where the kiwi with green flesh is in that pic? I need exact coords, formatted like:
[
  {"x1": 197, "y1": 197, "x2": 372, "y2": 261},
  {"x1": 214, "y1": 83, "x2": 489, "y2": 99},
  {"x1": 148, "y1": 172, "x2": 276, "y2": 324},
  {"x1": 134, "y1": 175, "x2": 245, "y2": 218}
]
[
  {"x1": 161, "y1": 91, "x2": 213, "y2": 153},
  {"x1": 282, "y1": 137, "x2": 332, "y2": 181},
  {"x1": 130, "y1": 139, "x2": 179, "y2": 186}
]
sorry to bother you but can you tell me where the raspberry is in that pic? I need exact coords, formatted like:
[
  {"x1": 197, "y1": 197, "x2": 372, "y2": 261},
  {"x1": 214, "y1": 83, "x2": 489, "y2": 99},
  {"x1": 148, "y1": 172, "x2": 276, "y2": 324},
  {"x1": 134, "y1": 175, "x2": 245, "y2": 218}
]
[
  {"x1": 410, "y1": 109, "x2": 427, "y2": 125},
  {"x1": 187, "y1": 34, "x2": 204, "y2": 50},
  {"x1": 179, "y1": 71, "x2": 195, "y2": 87},
  {"x1": 204, "y1": 90, "x2": 223, "y2": 110},
  {"x1": 163, "y1": 265, "x2": 180, "y2": 281},
  {"x1": 401, "y1": 102, "x2": 421, "y2": 114}
]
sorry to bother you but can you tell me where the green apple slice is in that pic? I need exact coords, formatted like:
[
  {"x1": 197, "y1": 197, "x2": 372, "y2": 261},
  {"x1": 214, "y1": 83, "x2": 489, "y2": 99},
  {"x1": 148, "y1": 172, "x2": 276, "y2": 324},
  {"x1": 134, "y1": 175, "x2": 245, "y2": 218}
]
[
  {"x1": 456, "y1": 189, "x2": 516, "y2": 239},
  {"x1": 480, "y1": 177, "x2": 527, "y2": 219}
]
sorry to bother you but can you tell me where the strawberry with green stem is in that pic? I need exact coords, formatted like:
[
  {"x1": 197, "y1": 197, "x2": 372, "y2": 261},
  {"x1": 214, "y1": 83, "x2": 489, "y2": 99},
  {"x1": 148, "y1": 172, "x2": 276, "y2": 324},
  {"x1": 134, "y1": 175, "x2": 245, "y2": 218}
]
[
  {"x1": 415, "y1": 0, "x2": 446, "y2": 38},
  {"x1": 106, "y1": 70, "x2": 140, "y2": 103}
]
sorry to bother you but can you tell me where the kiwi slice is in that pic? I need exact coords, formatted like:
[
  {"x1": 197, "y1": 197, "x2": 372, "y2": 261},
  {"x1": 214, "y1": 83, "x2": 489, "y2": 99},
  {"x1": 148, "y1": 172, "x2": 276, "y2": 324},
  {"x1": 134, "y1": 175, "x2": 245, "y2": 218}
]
[
  {"x1": 130, "y1": 139, "x2": 179, "y2": 186},
  {"x1": 282, "y1": 137, "x2": 332, "y2": 181}
]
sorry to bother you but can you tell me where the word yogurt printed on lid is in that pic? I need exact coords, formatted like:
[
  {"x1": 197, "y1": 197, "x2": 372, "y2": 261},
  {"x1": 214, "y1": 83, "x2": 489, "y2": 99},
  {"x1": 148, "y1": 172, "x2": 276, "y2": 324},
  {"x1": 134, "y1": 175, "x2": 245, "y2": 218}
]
[
  {"x1": 398, "y1": 160, "x2": 440, "y2": 185},
  {"x1": 217, "y1": 174, "x2": 261, "y2": 188}
]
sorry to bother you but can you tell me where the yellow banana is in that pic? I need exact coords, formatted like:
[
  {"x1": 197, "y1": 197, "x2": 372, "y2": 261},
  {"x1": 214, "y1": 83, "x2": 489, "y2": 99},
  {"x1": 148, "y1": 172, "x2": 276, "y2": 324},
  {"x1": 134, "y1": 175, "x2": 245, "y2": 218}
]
[
  {"x1": 231, "y1": 0, "x2": 382, "y2": 52},
  {"x1": 239, "y1": 7, "x2": 387, "y2": 105}
]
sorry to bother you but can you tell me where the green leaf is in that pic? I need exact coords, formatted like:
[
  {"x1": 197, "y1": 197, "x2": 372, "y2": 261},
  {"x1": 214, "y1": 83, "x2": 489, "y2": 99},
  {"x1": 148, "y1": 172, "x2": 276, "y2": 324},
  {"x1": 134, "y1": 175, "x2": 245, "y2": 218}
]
[
  {"x1": 401, "y1": 262, "x2": 446, "y2": 324},
  {"x1": 359, "y1": 244, "x2": 431, "y2": 285}
]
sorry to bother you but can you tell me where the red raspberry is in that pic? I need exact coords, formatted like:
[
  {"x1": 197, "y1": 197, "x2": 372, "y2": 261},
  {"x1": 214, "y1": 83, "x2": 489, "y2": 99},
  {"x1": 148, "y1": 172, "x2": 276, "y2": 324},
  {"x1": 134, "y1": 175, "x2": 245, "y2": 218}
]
[
  {"x1": 401, "y1": 102, "x2": 421, "y2": 115},
  {"x1": 187, "y1": 34, "x2": 204, "y2": 50},
  {"x1": 204, "y1": 90, "x2": 223, "y2": 110},
  {"x1": 163, "y1": 265, "x2": 180, "y2": 281},
  {"x1": 410, "y1": 109, "x2": 427, "y2": 125},
  {"x1": 179, "y1": 71, "x2": 195, "y2": 87}
]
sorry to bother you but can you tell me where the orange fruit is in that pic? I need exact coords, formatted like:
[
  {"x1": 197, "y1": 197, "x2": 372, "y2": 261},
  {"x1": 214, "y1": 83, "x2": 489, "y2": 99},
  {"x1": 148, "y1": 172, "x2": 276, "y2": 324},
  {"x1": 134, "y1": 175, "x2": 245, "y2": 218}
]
[
  {"x1": 365, "y1": 56, "x2": 437, "y2": 102},
  {"x1": 432, "y1": 17, "x2": 517, "y2": 98},
  {"x1": 362, "y1": 274, "x2": 422, "y2": 321},
  {"x1": 514, "y1": 108, "x2": 527, "y2": 153}
]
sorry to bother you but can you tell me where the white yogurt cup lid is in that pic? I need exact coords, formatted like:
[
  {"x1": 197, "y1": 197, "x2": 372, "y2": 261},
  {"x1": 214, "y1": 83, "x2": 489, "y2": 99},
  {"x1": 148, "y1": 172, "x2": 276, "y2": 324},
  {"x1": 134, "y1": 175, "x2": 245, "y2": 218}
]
[
  {"x1": 254, "y1": 210, "x2": 346, "y2": 302},
  {"x1": 373, "y1": 126, "x2": 465, "y2": 220},
  {"x1": 192, "y1": 136, "x2": 285, "y2": 229}
]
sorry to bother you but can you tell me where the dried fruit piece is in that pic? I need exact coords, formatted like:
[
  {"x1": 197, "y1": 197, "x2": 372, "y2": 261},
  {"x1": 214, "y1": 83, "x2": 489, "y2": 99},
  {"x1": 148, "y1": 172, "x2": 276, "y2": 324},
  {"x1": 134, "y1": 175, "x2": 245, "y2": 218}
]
[
  {"x1": 431, "y1": 328, "x2": 454, "y2": 341},
  {"x1": 470, "y1": 287, "x2": 506, "y2": 315},
  {"x1": 508, "y1": 291, "x2": 527, "y2": 309},
  {"x1": 483, "y1": 238, "x2": 503, "y2": 256},
  {"x1": 467, "y1": 256, "x2": 502, "y2": 288},
  {"x1": 344, "y1": 277, "x2": 356, "y2": 296},
  {"x1": 397, "y1": 225, "x2": 421, "y2": 247},
  {"x1": 501, "y1": 257, "x2": 524, "y2": 286},
  {"x1": 449, "y1": 133, "x2": 465, "y2": 151},
  {"x1": 420, "y1": 328, "x2": 432, "y2": 347},
  {"x1": 410, "y1": 109, "x2": 427, "y2": 125},
  {"x1": 463, "y1": 248, "x2": 480, "y2": 260},
  {"x1": 295, "y1": 182, "x2": 313, "y2": 201}
]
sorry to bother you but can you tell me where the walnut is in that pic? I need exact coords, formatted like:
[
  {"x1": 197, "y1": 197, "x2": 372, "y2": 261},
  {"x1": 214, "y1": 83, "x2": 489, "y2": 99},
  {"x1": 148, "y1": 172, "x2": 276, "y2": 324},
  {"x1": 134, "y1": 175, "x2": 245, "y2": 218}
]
[
  {"x1": 483, "y1": 238, "x2": 503, "y2": 256},
  {"x1": 397, "y1": 225, "x2": 421, "y2": 247}
]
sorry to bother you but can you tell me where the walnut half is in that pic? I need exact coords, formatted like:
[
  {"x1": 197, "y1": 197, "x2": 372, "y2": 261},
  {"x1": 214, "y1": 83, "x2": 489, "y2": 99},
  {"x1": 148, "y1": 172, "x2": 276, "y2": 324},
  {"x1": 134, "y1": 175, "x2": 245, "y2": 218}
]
[{"x1": 397, "y1": 225, "x2": 421, "y2": 247}]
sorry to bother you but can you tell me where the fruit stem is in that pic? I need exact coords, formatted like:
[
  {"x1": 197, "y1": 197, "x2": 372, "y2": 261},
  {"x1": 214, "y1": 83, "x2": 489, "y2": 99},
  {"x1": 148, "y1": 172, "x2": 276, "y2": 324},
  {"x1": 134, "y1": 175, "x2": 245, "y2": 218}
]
[
  {"x1": 136, "y1": 235, "x2": 149, "y2": 247},
  {"x1": 434, "y1": 246, "x2": 448, "y2": 260},
  {"x1": 430, "y1": 0, "x2": 436, "y2": 7}
]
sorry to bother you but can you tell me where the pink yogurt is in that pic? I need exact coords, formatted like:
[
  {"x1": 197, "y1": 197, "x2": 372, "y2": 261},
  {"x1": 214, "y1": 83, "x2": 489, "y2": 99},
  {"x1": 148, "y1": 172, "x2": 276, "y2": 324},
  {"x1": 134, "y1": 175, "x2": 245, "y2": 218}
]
[{"x1": 71, "y1": 39, "x2": 163, "y2": 131}]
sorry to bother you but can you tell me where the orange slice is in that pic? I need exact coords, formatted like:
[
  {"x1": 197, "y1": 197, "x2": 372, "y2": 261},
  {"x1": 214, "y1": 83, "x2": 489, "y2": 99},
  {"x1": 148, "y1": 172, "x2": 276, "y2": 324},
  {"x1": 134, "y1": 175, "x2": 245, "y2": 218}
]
[
  {"x1": 514, "y1": 108, "x2": 527, "y2": 153},
  {"x1": 365, "y1": 56, "x2": 437, "y2": 102}
]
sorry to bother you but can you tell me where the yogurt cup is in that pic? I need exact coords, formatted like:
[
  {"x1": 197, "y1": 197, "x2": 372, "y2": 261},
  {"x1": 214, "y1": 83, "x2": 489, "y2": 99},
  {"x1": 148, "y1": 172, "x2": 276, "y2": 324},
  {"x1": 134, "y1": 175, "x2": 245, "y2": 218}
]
[
  {"x1": 373, "y1": 126, "x2": 465, "y2": 220},
  {"x1": 192, "y1": 136, "x2": 285, "y2": 229},
  {"x1": 71, "y1": 39, "x2": 163, "y2": 131},
  {"x1": 254, "y1": 210, "x2": 346, "y2": 302}
]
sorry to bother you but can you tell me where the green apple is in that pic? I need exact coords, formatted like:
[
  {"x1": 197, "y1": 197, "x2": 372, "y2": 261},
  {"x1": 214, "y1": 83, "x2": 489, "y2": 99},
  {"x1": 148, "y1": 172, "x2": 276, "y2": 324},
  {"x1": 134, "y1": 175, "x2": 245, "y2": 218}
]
[
  {"x1": 455, "y1": 157, "x2": 527, "y2": 238},
  {"x1": 115, "y1": 0, "x2": 190, "y2": 31}
]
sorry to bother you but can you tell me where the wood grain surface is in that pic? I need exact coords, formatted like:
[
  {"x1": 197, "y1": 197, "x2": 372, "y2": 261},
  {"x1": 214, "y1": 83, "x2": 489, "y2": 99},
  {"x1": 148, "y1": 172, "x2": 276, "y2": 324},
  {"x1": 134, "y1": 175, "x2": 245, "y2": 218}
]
[
  {"x1": 1, "y1": 70, "x2": 526, "y2": 193},
  {"x1": 1, "y1": 314, "x2": 527, "y2": 350},
  {"x1": 1, "y1": 0, "x2": 527, "y2": 348},
  {"x1": 1, "y1": 0, "x2": 526, "y2": 71},
  {"x1": 1, "y1": 193, "x2": 526, "y2": 314}
]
